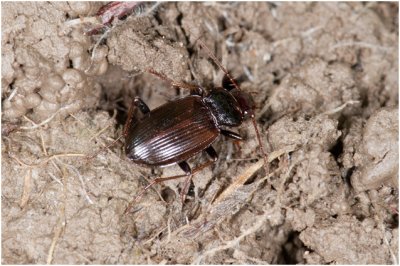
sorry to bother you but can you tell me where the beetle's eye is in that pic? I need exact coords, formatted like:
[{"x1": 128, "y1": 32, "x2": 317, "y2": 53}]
[{"x1": 243, "y1": 109, "x2": 254, "y2": 119}]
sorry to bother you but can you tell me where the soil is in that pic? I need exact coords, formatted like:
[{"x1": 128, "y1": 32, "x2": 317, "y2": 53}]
[{"x1": 1, "y1": 2, "x2": 398, "y2": 264}]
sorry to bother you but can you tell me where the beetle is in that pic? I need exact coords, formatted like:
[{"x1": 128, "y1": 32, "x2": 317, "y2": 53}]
[{"x1": 123, "y1": 41, "x2": 268, "y2": 213}]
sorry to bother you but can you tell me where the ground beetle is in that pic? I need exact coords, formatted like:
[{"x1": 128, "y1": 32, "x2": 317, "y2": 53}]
[{"x1": 123, "y1": 41, "x2": 268, "y2": 213}]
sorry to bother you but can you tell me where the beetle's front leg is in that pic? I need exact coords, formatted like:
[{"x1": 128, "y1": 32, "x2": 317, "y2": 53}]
[
  {"x1": 221, "y1": 129, "x2": 243, "y2": 140},
  {"x1": 123, "y1": 97, "x2": 150, "y2": 137}
]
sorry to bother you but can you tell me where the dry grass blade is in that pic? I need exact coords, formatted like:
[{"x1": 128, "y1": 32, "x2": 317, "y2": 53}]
[
  {"x1": 166, "y1": 145, "x2": 297, "y2": 240},
  {"x1": 19, "y1": 169, "x2": 32, "y2": 208},
  {"x1": 46, "y1": 165, "x2": 67, "y2": 264},
  {"x1": 213, "y1": 144, "x2": 297, "y2": 205},
  {"x1": 213, "y1": 160, "x2": 264, "y2": 205}
]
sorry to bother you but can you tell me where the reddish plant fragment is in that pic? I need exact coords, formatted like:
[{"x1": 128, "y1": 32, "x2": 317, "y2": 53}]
[{"x1": 86, "y1": 1, "x2": 139, "y2": 36}]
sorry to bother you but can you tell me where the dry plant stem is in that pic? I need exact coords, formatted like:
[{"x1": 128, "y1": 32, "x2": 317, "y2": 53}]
[
  {"x1": 232, "y1": 249, "x2": 270, "y2": 264},
  {"x1": 192, "y1": 208, "x2": 276, "y2": 264},
  {"x1": 213, "y1": 160, "x2": 264, "y2": 205},
  {"x1": 56, "y1": 158, "x2": 94, "y2": 205},
  {"x1": 192, "y1": 146, "x2": 297, "y2": 264},
  {"x1": 214, "y1": 144, "x2": 296, "y2": 205},
  {"x1": 48, "y1": 172, "x2": 63, "y2": 186},
  {"x1": 166, "y1": 216, "x2": 172, "y2": 244},
  {"x1": 89, "y1": 118, "x2": 114, "y2": 141},
  {"x1": 63, "y1": 16, "x2": 99, "y2": 28},
  {"x1": 323, "y1": 100, "x2": 360, "y2": 115},
  {"x1": 19, "y1": 169, "x2": 32, "y2": 208},
  {"x1": 329, "y1": 41, "x2": 395, "y2": 52},
  {"x1": 46, "y1": 165, "x2": 67, "y2": 265},
  {"x1": 10, "y1": 153, "x2": 86, "y2": 168},
  {"x1": 168, "y1": 145, "x2": 296, "y2": 241},
  {"x1": 39, "y1": 130, "x2": 48, "y2": 156},
  {"x1": 143, "y1": 226, "x2": 168, "y2": 245},
  {"x1": 256, "y1": 102, "x2": 271, "y2": 120},
  {"x1": 20, "y1": 111, "x2": 60, "y2": 130},
  {"x1": 5, "y1": 86, "x2": 18, "y2": 101},
  {"x1": 69, "y1": 112, "x2": 122, "y2": 160},
  {"x1": 70, "y1": 111, "x2": 117, "y2": 143},
  {"x1": 49, "y1": 160, "x2": 64, "y2": 185}
]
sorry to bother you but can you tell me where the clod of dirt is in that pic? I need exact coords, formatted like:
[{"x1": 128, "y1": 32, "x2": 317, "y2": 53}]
[
  {"x1": 268, "y1": 114, "x2": 341, "y2": 151},
  {"x1": 1, "y1": 111, "x2": 147, "y2": 264},
  {"x1": 1, "y1": 2, "x2": 104, "y2": 121},
  {"x1": 300, "y1": 215, "x2": 394, "y2": 264},
  {"x1": 106, "y1": 15, "x2": 191, "y2": 82},
  {"x1": 269, "y1": 57, "x2": 360, "y2": 117},
  {"x1": 352, "y1": 108, "x2": 398, "y2": 191}
]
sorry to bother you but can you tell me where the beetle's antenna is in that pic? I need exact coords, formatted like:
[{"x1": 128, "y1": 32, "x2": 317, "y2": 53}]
[
  {"x1": 197, "y1": 39, "x2": 241, "y2": 92},
  {"x1": 197, "y1": 38, "x2": 269, "y2": 175},
  {"x1": 251, "y1": 116, "x2": 269, "y2": 174}
]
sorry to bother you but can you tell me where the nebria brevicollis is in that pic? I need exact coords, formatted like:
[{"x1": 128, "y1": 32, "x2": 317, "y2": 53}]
[{"x1": 123, "y1": 40, "x2": 269, "y2": 213}]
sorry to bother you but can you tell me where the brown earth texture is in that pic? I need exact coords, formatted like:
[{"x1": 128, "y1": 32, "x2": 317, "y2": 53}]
[{"x1": 1, "y1": 2, "x2": 399, "y2": 264}]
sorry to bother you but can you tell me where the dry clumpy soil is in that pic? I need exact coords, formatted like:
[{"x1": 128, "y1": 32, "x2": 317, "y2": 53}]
[{"x1": 1, "y1": 2, "x2": 398, "y2": 264}]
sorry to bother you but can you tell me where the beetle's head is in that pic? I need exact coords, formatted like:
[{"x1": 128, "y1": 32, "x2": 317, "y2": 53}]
[
  {"x1": 204, "y1": 87, "x2": 255, "y2": 126},
  {"x1": 230, "y1": 88, "x2": 255, "y2": 120}
]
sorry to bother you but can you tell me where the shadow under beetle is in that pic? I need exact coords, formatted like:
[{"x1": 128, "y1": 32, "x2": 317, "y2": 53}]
[{"x1": 124, "y1": 41, "x2": 268, "y2": 213}]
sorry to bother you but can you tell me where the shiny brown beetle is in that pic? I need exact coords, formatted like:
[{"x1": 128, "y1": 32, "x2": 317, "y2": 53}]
[{"x1": 124, "y1": 41, "x2": 268, "y2": 213}]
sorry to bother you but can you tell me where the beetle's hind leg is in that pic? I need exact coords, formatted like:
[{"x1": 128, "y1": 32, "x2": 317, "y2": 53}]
[
  {"x1": 178, "y1": 161, "x2": 193, "y2": 204},
  {"x1": 125, "y1": 154, "x2": 218, "y2": 214},
  {"x1": 86, "y1": 97, "x2": 151, "y2": 160},
  {"x1": 180, "y1": 146, "x2": 219, "y2": 203}
]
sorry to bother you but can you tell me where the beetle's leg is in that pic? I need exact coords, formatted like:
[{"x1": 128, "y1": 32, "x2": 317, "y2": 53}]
[
  {"x1": 178, "y1": 161, "x2": 192, "y2": 175},
  {"x1": 180, "y1": 147, "x2": 218, "y2": 203},
  {"x1": 147, "y1": 69, "x2": 203, "y2": 96},
  {"x1": 125, "y1": 160, "x2": 217, "y2": 214},
  {"x1": 180, "y1": 146, "x2": 219, "y2": 203},
  {"x1": 197, "y1": 39, "x2": 241, "y2": 92},
  {"x1": 205, "y1": 145, "x2": 218, "y2": 161},
  {"x1": 179, "y1": 161, "x2": 193, "y2": 204},
  {"x1": 125, "y1": 173, "x2": 190, "y2": 214},
  {"x1": 134, "y1": 97, "x2": 151, "y2": 115},
  {"x1": 189, "y1": 86, "x2": 204, "y2": 97},
  {"x1": 178, "y1": 161, "x2": 197, "y2": 204},
  {"x1": 123, "y1": 97, "x2": 150, "y2": 137},
  {"x1": 221, "y1": 129, "x2": 243, "y2": 140}
]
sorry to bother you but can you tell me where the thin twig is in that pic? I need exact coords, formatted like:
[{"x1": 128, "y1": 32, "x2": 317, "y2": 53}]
[
  {"x1": 10, "y1": 153, "x2": 86, "y2": 168},
  {"x1": 323, "y1": 100, "x2": 360, "y2": 115},
  {"x1": 19, "y1": 169, "x2": 32, "y2": 208},
  {"x1": 40, "y1": 130, "x2": 49, "y2": 156},
  {"x1": 192, "y1": 209, "x2": 275, "y2": 264},
  {"x1": 46, "y1": 165, "x2": 67, "y2": 264},
  {"x1": 330, "y1": 41, "x2": 394, "y2": 52},
  {"x1": 6, "y1": 86, "x2": 18, "y2": 102},
  {"x1": 20, "y1": 110, "x2": 60, "y2": 130},
  {"x1": 57, "y1": 158, "x2": 94, "y2": 205}
]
